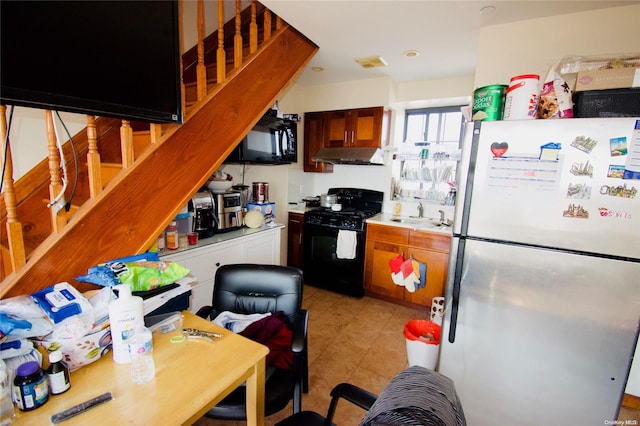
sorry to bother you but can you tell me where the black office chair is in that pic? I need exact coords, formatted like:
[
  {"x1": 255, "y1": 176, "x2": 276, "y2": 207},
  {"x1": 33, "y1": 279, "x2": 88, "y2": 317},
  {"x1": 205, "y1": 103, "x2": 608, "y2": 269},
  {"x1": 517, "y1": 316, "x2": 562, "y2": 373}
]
[
  {"x1": 275, "y1": 365, "x2": 466, "y2": 426},
  {"x1": 196, "y1": 263, "x2": 309, "y2": 420}
]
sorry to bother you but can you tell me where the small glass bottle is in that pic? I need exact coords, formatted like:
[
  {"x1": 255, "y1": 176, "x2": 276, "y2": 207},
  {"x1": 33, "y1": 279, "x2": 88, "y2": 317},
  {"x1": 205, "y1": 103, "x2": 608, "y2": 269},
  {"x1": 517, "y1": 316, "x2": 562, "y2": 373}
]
[
  {"x1": 46, "y1": 350, "x2": 70, "y2": 395},
  {"x1": 128, "y1": 326, "x2": 155, "y2": 384},
  {"x1": 166, "y1": 222, "x2": 178, "y2": 250}
]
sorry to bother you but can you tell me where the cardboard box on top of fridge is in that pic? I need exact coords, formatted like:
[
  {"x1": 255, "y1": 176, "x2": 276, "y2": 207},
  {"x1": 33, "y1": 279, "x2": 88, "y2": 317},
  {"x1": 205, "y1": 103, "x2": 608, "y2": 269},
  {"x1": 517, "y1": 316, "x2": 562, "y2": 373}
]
[
  {"x1": 575, "y1": 67, "x2": 640, "y2": 91},
  {"x1": 556, "y1": 53, "x2": 640, "y2": 92}
]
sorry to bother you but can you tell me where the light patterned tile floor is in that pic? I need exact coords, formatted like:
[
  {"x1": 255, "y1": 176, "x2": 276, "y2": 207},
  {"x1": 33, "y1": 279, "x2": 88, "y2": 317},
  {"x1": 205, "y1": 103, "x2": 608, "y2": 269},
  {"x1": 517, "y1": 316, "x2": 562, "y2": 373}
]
[{"x1": 194, "y1": 284, "x2": 640, "y2": 426}]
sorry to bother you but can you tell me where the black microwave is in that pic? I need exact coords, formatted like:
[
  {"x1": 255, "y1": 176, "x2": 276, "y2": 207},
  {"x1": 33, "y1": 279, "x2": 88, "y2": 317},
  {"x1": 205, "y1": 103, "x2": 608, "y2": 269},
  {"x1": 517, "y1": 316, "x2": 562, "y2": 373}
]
[{"x1": 224, "y1": 114, "x2": 297, "y2": 164}]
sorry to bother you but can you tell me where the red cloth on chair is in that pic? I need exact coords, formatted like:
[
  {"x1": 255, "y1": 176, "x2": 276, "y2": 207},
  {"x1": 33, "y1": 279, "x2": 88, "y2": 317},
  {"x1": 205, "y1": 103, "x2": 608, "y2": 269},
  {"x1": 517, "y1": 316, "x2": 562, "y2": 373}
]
[{"x1": 239, "y1": 311, "x2": 294, "y2": 370}]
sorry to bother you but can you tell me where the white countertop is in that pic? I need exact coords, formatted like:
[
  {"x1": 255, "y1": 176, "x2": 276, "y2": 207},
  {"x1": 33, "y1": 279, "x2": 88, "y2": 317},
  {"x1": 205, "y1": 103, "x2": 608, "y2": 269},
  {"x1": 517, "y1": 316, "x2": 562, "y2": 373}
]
[
  {"x1": 366, "y1": 213, "x2": 453, "y2": 235},
  {"x1": 159, "y1": 223, "x2": 285, "y2": 257}
]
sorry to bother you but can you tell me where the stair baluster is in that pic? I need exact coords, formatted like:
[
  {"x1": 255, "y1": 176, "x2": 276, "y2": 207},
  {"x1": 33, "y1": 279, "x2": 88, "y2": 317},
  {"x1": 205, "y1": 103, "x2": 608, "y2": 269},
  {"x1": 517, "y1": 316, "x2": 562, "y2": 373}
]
[
  {"x1": 263, "y1": 8, "x2": 272, "y2": 41},
  {"x1": 150, "y1": 124, "x2": 162, "y2": 144},
  {"x1": 250, "y1": 0, "x2": 258, "y2": 54},
  {"x1": 234, "y1": 0, "x2": 243, "y2": 69},
  {"x1": 45, "y1": 110, "x2": 66, "y2": 232},
  {"x1": 216, "y1": 0, "x2": 226, "y2": 84},
  {"x1": 0, "y1": 105, "x2": 26, "y2": 272},
  {"x1": 120, "y1": 120, "x2": 134, "y2": 168},
  {"x1": 86, "y1": 115, "x2": 103, "y2": 197},
  {"x1": 196, "y1": 0, "x2": 207, "y2": 101}
]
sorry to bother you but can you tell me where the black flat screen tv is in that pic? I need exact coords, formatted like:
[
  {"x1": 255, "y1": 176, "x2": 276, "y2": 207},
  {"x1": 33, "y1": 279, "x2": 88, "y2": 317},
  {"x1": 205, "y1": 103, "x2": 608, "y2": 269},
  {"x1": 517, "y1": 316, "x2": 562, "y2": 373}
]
[{"x1": 1, "y1": 1, "x2": 182, "y2": 123}]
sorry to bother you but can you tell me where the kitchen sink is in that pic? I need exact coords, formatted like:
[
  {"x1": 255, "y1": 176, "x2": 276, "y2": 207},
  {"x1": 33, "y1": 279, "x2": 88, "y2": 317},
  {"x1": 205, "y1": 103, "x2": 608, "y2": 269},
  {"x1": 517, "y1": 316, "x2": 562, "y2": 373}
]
[{"x1": 390, "y1": 216, "x2": 450, "y2": 228}]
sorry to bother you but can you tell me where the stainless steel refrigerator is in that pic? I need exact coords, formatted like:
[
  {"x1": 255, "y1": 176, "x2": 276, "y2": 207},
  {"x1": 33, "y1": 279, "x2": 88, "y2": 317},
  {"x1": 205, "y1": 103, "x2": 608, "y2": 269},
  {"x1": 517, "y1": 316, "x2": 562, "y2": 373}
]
[{"x1": 438, "y1": 117, "x2": 640, "y2": 425}]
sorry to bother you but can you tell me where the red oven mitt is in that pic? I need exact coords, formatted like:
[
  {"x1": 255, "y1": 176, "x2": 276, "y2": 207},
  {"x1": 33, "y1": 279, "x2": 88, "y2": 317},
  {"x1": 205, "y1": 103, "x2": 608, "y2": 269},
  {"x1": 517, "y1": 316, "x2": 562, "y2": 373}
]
[
  {"x1": 389, "y1": 254, "x2": 405, "y2": 286},
  {"x1": 389, "y1": 254, "x2": 404, "y2": 273}
]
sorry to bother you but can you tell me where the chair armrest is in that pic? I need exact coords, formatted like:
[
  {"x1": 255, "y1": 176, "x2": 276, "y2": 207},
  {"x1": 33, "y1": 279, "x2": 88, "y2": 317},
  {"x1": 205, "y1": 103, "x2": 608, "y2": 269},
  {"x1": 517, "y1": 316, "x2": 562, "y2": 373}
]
[
  {"x1": 195, "y1": 305, "x2": 214, "y2": 320},
  {"x1": 325, "y1": 383, "x2": 378, "y2": 423},
  {"x1": 291, "y1": 309, "x2": 308, "y2": 354}
]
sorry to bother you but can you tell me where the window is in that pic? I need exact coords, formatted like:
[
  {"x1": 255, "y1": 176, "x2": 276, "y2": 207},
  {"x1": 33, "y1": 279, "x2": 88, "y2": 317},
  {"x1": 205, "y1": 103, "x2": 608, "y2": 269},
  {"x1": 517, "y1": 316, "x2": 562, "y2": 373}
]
[
  {"x1": 404, "y1": 105, "x2": 464, "y2": 148},
  {"x1": 394, "y1": 105, "x2": 465, "y2": 203}
]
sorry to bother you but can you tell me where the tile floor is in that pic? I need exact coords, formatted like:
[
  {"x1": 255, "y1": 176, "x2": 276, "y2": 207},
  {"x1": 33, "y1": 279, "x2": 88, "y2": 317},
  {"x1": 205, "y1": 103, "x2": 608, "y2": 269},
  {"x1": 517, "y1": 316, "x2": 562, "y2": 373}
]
[{"x1": 195, "y1": 284, "x2": 640, "y2": 426}]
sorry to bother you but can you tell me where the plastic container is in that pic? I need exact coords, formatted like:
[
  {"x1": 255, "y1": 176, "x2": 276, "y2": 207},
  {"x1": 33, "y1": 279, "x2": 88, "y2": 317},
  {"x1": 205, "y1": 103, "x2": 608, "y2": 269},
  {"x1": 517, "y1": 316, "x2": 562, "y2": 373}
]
[
  {"x1": 0, "y1": 358, "x2": 15, "y2": 424},
  {"x1": 503, "y1": 74, "x2": 540, "y2": 120},
  {"x1": 108, "y1": 285, "x2": 144, "y2": 364},
  {"x1": 46, "y1": 350, "x2": 70, "y2": 395},
  {"x1": 403, "y1": 320, "x2": 441, "y2": 370},
  {"x1": 128, "y1": 326, "x2": 155, "y2": 384},
  {"x1": 13, "y1": 361, "x2": 49, "y2": 411}
]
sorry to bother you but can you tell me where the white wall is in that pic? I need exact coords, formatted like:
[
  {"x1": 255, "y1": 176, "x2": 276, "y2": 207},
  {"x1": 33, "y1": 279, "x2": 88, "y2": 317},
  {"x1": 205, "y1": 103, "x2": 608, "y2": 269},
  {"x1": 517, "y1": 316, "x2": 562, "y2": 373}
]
[
  {"x1": 7, "y1": 107, "x2": 86, "y2": 179},
  {"x1": 475, "y1": 4, "x2": 640, "y2": 88}
]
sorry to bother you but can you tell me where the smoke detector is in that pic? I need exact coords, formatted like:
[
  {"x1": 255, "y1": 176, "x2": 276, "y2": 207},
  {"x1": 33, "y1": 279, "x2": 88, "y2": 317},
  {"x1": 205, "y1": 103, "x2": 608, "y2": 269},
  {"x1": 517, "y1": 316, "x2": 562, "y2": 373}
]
[{"x1": 355, "y1": 56, "x2": 387, "y2": 69}]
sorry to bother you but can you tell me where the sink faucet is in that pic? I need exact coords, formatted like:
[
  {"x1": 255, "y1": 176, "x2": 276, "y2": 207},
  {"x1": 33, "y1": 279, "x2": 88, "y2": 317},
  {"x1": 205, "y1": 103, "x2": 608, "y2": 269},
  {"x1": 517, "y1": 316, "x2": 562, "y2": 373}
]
[
  {"x1": 438, "y1": 209, "x2": 445, "y2": 223},
  {"x1": 417, "y1": 202, "x2": 424, "y2": 218}
]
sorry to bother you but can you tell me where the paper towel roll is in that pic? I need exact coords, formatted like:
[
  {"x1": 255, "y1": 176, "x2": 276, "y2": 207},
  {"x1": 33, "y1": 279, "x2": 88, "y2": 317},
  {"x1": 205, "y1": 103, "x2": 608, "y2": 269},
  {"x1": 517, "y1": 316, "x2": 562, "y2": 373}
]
[{"x1": 430, "y1": 297, "x2": 445, "y2": 325}]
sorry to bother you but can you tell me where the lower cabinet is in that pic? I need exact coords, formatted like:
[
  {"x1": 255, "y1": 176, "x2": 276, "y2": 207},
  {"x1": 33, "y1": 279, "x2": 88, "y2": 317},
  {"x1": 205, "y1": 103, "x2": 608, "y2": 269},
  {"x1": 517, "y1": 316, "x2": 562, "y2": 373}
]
[
  {"x1": 287, "y1": 212, "x2": 304, "y2": 269},
  {"x1": 161, "y1": 228, "x2": 281, "y2": 314},
  {"x1": 364, "y1": 223, "x2": 450, "y2": 309}
]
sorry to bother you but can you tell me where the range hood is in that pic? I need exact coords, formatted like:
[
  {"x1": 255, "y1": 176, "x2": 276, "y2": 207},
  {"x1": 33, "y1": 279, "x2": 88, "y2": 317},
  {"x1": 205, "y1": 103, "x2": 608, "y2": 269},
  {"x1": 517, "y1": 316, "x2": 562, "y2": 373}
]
[{"x1": 311, "y1": 147, "x2": 385, "y2": 165}]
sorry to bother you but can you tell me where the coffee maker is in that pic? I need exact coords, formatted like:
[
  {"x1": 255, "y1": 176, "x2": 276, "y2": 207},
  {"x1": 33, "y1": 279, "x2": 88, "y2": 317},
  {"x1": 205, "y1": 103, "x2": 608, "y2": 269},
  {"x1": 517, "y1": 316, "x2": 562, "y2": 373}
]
[
  {"x1": 214, "y1": 192, "x2": 243, "y2": 232},
  {"x1": 190, "y1": 191, "x2": 215, "y2": 238}
]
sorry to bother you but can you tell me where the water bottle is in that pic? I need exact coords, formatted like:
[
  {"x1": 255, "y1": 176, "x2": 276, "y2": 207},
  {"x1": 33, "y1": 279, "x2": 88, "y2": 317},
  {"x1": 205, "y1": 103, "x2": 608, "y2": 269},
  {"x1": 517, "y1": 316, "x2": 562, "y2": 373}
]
[{"x1": 128, "y1": 326, "x2": 155, "y2": 384}]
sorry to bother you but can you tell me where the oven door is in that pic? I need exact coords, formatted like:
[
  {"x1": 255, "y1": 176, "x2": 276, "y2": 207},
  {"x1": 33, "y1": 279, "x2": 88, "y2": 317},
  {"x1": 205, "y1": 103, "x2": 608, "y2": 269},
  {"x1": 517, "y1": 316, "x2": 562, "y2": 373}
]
[{"x1": 302, "y1": 222, "x2": 365, "y2": 297}]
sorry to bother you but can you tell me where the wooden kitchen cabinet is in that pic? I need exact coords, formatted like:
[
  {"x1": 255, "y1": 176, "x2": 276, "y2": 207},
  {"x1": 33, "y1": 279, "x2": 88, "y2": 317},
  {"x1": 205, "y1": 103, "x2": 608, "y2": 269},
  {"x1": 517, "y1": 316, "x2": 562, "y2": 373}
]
[
  {"x1": 303, "y1": 111, "x2": 333, "y2": 173},
  {"x1": 364, "y1": 223, "x2": 450, "y2": 309},
  {"x1": 287, "y1": 212, "x2": 304, "y2": 269},
  {"x1": 323, "y1": 107, "x2": 389, "y2": 148}
]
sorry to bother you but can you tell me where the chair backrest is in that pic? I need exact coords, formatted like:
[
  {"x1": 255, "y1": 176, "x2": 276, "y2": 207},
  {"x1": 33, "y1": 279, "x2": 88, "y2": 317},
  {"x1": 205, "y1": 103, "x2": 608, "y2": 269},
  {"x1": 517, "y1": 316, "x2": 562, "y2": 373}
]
[
  {"x1": 213, "y1": 263, "x2": 303, "y2": 325},
  {"x1": 359, "y1": 365, "x2": 466, "y2": 426}
]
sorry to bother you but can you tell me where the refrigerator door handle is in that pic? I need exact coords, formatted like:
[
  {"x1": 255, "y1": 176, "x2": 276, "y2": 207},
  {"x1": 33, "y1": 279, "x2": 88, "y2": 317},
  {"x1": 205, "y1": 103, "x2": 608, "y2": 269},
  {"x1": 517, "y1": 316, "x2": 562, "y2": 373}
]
[{"x1": 448, "y1": 237, "x2": 466, "y2": 343}]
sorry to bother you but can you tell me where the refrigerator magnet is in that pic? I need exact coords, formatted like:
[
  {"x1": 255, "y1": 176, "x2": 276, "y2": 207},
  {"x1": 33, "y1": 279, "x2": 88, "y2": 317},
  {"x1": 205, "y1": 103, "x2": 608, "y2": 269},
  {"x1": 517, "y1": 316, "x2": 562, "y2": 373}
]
[
  {"x1": 566, "y1": 183, "x2": 592, "y2": 199},
  {"x1": 539, "y1": 142, "x2": 561, "y2": 161},
  {"x1": 609, "y1": 137, "x2": 628, "y2": 156},
  {"x1": 570, "y1": 161, "x2": 593, "y2": 177},
  {"x1": 562, "y1": 203, "x2": 589, "y2": 219},
  {"x1": 607, "y1": 165, "x2": 626, "y2": 179},
  {"x1": 570, "y1": 136, "x2": 597, "y2": 154},
  {"x1": 490, "y1": 142, "x2": 508, "y2": 157}
]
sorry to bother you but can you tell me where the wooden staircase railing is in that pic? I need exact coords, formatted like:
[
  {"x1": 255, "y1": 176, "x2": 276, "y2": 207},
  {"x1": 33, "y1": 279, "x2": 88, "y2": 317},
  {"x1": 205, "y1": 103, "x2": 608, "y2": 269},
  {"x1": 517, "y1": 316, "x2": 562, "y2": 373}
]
[{"x1": 0, "y1": 0, "x2": 318, "y2": 298}]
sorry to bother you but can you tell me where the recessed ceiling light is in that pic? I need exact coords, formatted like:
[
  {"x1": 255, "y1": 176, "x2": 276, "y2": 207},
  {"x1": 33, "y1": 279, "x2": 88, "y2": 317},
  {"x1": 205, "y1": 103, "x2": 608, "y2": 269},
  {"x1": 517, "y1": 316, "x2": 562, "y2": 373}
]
[
  {"x1": 355, "y1": 56, "x2": 387, "y2": 69},
  {"x1": 480, "y1": 5, "x2": 496, "y2": 15},
  {"x1": 311, "y1": 66, "x2": 325, "y2": 72},
  {"x1": 404, "y1": 50, "x2": 420, "y2": 58}
]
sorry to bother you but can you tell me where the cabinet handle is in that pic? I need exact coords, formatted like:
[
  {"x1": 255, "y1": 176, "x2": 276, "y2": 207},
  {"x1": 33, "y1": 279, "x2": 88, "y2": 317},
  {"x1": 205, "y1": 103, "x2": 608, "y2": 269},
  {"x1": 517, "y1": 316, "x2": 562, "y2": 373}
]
[
  {"x1": 291, "y1": 219, "x2": 301, "y2": 224},
  {"x1": 343, "y1": 130, "x2": 348, "y2": 144},
  {"x1": 350, "y1": 130, "x2": 355, "y2": 145},
  {"x1": 298, "y1": 235, "x2": 302, "y2": 244}
]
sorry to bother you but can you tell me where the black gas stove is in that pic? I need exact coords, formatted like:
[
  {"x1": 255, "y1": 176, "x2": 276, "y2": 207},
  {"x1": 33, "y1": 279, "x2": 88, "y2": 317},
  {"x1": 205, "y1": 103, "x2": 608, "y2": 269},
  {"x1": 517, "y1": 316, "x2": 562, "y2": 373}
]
[
  {"x1": 303, "y1": 188, "x2": 383, "y2": 297},
  {"x1": 303, "y1": 188, "x2": 383, "y2": 230}
]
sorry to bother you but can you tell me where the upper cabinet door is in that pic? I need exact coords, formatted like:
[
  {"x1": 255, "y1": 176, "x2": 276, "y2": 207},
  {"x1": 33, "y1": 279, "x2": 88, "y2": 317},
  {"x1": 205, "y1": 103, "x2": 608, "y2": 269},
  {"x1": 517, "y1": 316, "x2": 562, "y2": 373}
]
[
  {"x1": 351, "y1": 107, "x2": 388, "y2": 147},
  {"x1": 303, "y1": 111, "x2": 333, "y2": 173},
  {"x1": 322, "y1": 107, "x2": 389, "y2": 148},
  {"x1": 323, "y1": 110, "x2": 350, "y2": 147}
]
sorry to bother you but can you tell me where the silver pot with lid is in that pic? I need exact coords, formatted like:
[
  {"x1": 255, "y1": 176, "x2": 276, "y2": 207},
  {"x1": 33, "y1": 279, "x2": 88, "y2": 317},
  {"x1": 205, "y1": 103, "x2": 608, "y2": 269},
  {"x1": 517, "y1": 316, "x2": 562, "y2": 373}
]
[{"x1": 320, "y1": 193, "x2": 337, "y2": 208}]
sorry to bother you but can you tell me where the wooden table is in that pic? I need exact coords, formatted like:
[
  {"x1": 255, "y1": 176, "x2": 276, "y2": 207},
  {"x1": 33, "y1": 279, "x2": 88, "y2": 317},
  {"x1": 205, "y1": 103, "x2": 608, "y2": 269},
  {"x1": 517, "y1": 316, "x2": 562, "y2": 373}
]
[{"x1": 13, "y1": 311, "x2": 269, "y2": 425}]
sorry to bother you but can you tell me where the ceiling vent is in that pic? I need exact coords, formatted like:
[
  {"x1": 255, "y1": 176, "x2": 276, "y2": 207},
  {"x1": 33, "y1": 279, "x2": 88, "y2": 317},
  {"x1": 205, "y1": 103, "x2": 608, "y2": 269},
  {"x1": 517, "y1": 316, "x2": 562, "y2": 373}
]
[{"x1": 355, "y1": 56, "x2": 387, "y2": 69}]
